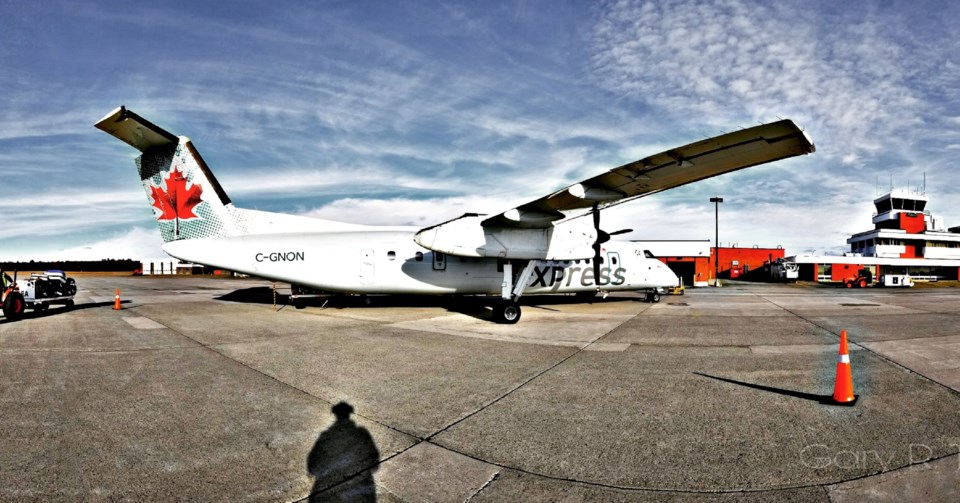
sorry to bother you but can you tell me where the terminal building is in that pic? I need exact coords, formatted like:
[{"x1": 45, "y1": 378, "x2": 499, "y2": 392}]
[
  {"x1": 633, "y1": 240, "x2": 786, "y2": 287},
  {"x1": 789, "y1": 188, "x2": 960, "y2": 282}
]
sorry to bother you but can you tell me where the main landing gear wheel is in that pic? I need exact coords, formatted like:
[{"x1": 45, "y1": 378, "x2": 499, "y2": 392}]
[
  {"x1": 646, "y1": 292, "x2": 661, "y2": 303},
  {"x1": 3, "y1": 292, "x2": 25, "y2": 321},
  {"x1": 493, "y1": 300, "x2": 521, "y2": 324}
]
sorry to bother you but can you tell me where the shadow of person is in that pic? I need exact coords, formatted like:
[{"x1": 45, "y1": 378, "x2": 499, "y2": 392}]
[{"x1": 307, "y1": 402, "x2": 380, "y2": 502}]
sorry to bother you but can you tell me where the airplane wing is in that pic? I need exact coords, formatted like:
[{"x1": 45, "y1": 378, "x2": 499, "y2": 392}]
[{"x1": 482, "y1": 119, "x2": 815, "y2": 228}]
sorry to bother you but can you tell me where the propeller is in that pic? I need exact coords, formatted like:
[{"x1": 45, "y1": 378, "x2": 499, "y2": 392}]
[{"x1": 592, "y1": 205, "x2": 633, "y2": 283}]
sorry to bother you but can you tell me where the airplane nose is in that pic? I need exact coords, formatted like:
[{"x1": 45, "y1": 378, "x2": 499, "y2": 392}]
[{"x1": 659, "y1": 264, "x2": 678, "y2": 287}]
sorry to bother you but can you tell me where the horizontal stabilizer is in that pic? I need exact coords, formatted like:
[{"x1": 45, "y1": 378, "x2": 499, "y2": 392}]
[{"x1": 94, "y1": 106, "x2": 179, "y2": 152}]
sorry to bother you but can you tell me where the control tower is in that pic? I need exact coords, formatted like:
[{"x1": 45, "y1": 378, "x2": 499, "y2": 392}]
[{"x1": 848, "y1": 188, "x2": 956, "y2": 260}]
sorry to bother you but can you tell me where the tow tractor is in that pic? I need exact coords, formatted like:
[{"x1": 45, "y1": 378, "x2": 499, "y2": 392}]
[
  {"x1": 1, "y1": 270, "x2": 76, "y2": 321},
  {"x1": 667, "y1": 279, "x2": 685, "y2": 296},
  {"x1": 844, "y1": 268, "x2": 874, "y2": 288}
]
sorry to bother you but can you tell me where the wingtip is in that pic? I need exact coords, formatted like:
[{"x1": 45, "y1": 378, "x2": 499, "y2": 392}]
[
  {"x1": 94, "y1": 105, "x2": 126, "y2": 129},
  {"x1": 801, "y1": 129, "x2": 816, "y2": 153}
]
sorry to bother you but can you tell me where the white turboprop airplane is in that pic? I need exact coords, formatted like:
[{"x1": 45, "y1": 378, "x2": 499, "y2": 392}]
[{"x1": 95, "y1": 107, "x2": 814, "y2": 323}]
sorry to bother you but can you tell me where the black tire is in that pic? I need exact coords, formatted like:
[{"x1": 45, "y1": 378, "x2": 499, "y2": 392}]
[
  {"x1": 65, "y1": 299, "x2": 75, "y2": 308},
  {"x1": 651, "y1": 292, "x2": 661, "y2": 303},
  {"x1": 3, "y1": 292, "x2": 25, "y2": 321},
  {"x1": 493, "y1": 300, "x2": 521, "y2": 324},
  {"x1": 679, "y1": 290, "x2": 685, "y2": 296},
  {"x1": 66, "y1": 278, "x2": 77, "y2": 296}
]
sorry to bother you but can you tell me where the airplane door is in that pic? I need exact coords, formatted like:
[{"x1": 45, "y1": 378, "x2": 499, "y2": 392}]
[
  {"x1": 360, "y1": 249, "x2": 375, "y2": 285},
  {"x1": 606, "y1": 252, "x2": 621, "y2": 285},
  {"x1": 432, "y1": 251, "x2": 446, "y2": 271}
]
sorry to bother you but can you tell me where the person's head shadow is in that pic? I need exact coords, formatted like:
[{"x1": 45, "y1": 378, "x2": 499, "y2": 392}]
[{"x1": 306, "y1": 402, "x2": 380, "y2": 502}]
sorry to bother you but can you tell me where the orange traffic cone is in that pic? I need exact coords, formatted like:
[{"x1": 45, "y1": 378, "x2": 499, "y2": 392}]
[
  {"x1": 832, "y1": 329, "x2": 857, "y2": 405},
  {"x1": 113, "y1": 289, "x2": 122, "y2": 311}
]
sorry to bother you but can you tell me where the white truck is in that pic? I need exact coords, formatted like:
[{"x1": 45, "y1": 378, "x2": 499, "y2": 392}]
[
  {"x1": 771, "y1": 260, "x2": 799, "y2": 281},
  {"x1": 879, "y1": 274, "x2": 914, "y2": 288}
]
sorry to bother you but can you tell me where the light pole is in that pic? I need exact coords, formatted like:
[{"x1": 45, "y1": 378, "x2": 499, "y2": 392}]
[{"x1": 709, "y1": 196, "x2": 723, "y2": 285}]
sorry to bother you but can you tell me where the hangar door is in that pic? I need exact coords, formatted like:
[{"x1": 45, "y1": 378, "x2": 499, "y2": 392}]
[{"x1": 665, "y1": 262, "x2": 695, "y2": 287}]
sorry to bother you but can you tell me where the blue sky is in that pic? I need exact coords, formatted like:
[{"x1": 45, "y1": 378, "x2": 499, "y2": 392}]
[{"x1": 2, "y1": 0, "x2": 959, "y2": 261}]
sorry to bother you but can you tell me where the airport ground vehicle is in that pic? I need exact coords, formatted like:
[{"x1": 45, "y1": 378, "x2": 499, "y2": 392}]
[
  {"x1": 844, "y1": 268, "x2": 874, "y2": 288},
  {"x1": 1, "y1": 270, "x2": 77, "y2": 321},
  {"x1": 19, "y1": 270, "x2": 77, "y2": 311},
  {"x1": 667, "y1": 280, "x2": 685, "y2": 296},
  {"x1": 878, "y1": 274, "x2": 914, "y2": 287},
  {"x1": 771, "y1": 260, "x2": 799, "y2": 281}
]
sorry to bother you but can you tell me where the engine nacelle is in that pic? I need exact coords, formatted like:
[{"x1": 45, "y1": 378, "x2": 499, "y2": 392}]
[{"x1": 413, "y1": 214, "x2": 596, "y2": 260}]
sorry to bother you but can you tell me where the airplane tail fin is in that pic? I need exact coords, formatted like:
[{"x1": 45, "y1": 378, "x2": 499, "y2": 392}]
[{"x1": 95, "y1": 107, "x2": 247, "y2": 243}]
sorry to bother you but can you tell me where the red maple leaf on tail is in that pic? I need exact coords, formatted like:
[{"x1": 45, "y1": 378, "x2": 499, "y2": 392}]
[{"x1": 149, "y1": 167, "x2": 203, "y2": 220}]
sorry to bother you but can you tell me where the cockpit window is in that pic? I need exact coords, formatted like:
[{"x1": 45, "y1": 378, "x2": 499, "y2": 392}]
[{"x1": 643, "y1": 250, "x2": 655, "y2": 259}]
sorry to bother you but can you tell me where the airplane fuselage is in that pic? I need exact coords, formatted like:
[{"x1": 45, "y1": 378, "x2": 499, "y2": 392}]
[{"x1": 163, "y1": 229, "x2": 679, "y2": 295}]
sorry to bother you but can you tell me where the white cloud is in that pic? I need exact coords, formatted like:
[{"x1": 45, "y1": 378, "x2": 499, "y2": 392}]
[
  {"x1": 0, "y1": 190, "x2": 148, "y2": 239},
  {"x1": 300, "y1": 194, "x2": 525, "y2": 227},
  {"x1": 588, "y1": 0, "x2": 926, "y2": 162},
  {"x1": 11, "y1": 227, "x2": 165, "y2": 262}
]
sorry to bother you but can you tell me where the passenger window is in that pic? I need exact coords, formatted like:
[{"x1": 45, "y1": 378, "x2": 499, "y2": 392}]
[
  {"x1": 644, "y1": 250, "x2": 655, "y2": 259},
  {"x1": 612, "y1": 256, "x2": 618, "y2": 265},
  {"x1": 415, "y1": 252, "x2": 424, "y2": 262},
  {"x1": 387, "y1": 251, "x2": 396, "y2": 261},
  {"x1": 598, "y1": 256, "x2": 604, "y2": 264}
]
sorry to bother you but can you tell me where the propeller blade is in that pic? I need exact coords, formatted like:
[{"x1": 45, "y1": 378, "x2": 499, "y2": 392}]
[
  {"x1": 592, "y1": 205, "x2": 601, "y2": 283},
  {"x1": 597, "y1": 228, "x2": 633, "y2": 245}
]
